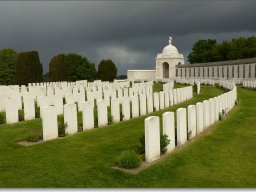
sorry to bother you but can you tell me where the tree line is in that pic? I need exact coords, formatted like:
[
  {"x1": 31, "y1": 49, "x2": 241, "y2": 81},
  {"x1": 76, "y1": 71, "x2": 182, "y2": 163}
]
[
  {"x1": 188, "y1": 36, "x2": 256, "y2": 64},
  {"x1": 0, "y1": 50, "x2": 117, "y2": 85}
]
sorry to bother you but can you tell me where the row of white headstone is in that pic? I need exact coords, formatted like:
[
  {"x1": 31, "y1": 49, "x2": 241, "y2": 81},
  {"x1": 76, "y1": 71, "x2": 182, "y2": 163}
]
[
  {"x1": 1, "y1": 81, "x2": 176, "y2": 125},
  {"x1": 144, "y1": 81, "x2": 237, "y2": 163},
  {"x1": 242, "y1": 80, "x2": 256, "y2": 88},
  {"x1": 41, "y1": 85, "x2": 193, "y2": 141},
  {"x1": 0, "y1": 80, "x2": 142, "y2": 113}
]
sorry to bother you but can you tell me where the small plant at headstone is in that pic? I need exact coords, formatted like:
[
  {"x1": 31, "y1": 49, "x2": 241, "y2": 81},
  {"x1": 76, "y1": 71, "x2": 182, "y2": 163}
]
[
  {"x1": 135, "y1": 134, "x2": 170, "y2": 155},
  {"x1": 219, "y1": 109, "x2": 226, "y2": 121},
  {"x1": 26, "y1": 129, "x2": 42, "y2": 142},
  {"x1": 94, "y1": 116, "x2": 98, "y2": 128},
  {"x1": 108, "y1": 115, "x2": 113, "y2": 125},
  {"x1": 120, "y1": 113, "x2": 124, "y2": 121},
  {"x1": 58, "y1": 117, "x2": 67, "y2": 137},
  {"x1": 26, "y1": 134, "x2": 42, "y2": 142},
  {"x1": 0, "y1": 113, "x2": 5, "y2": 125},
  {"x1": 137, "y1": 134, "x2": 145, "y2": 154},
  {"x1": 187, "y1": 130, "x2": 192, "y2": 140},
  {"x1": 116, "y1": 149, "x2": 141, "y2": 169},
  {"x1": 35, "y1": 107, "x2": 40, "y2": 118},
  {"x1": 193, "y1": 85, "x2": 197, "y2": 93},
  {"x1": 78, "y1": 122, "x2": 83, "y2": 132},
  {"x1": 18, "y1": 112, "x2": 24, "y2": 122},
  {"x1": 160, "y1": 134, "x2": 170, "y2": 154}
]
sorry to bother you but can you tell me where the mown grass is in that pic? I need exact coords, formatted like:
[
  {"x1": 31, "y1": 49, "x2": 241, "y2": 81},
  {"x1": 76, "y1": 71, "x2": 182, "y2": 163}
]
[{"x1": 0, "y1": 85, "x2": 255, "y2": 187}]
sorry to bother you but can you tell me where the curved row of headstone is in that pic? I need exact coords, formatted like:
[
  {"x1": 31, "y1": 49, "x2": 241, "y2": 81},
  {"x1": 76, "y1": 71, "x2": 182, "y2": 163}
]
[
  {"x1": 242, "y1": 80, "x2": 256, "y2": 88},
  {"x1": 41, "y1": 85, "x2": 193, "y2": 141},
  {"x1": 144, "y1": 81, "x2": 237, "y2": 163}
]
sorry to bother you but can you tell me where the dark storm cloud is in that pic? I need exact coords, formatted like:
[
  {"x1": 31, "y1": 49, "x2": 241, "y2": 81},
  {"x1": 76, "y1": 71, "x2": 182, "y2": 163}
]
[{"x1": 0, "y1": 1, "x2": 255, "y2": 75}]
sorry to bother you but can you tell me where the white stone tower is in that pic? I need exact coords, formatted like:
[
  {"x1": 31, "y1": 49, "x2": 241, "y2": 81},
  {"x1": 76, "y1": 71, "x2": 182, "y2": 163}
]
[{"x1": 155, "y1": 37, "x2": 184, "y2": 78}]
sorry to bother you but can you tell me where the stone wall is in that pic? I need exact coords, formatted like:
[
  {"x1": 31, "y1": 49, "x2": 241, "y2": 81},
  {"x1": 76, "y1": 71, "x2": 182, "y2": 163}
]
[
  {"x1": 127, "y1": 70, "x2": 156, "y2": 80},
  {"x1": 176, "y1": 57, "x2": 256, "y2": 79}
]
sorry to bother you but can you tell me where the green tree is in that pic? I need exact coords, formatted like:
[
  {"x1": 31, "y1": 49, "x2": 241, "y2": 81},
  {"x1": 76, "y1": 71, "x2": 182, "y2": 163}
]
[
  {"x1": 98, "y1": 59, "x2": 117, "y2": 81},
  {"x1": 64, "y1": 53, "x2": 96, "y2": 82},
  {"x1": 188, "y1": 39, "x2": 218, "y2": 63},
  {"x1": 188, "y1": 36, "x2": 256, "y2": 64},
  {"x1": 0, "y1": 49, "x2": 17, "y2": 85},
  {"x1": 16, "y1": 51, "x2": 43, "y2": 85},
  {"x1": 49, "y1": 54, "x2": 67, "y2": 81}
]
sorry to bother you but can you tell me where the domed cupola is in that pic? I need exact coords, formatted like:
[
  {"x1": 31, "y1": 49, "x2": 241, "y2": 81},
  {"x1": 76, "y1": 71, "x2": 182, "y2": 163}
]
[
  {"x1": 162, "y1": 37, "x2": 179, "y2": 55},
  {"x1": 155, "y1": 36, "x2": 185, "y2": 79},
  {"x1": 157, "y1": 37, "x2": 184, "y2": 59}
]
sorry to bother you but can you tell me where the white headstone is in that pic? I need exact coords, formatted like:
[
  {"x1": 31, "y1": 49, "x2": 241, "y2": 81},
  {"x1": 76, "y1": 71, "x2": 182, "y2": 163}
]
[
  {"x1": 5, "y1": 98, "x2": 19, "y2": 124},
  {"x1": 131, "y1": 96, "x2": 139, "y2": 118},
  {"x1": 209, "y1": 98, "x2": 215, "y2": 125},
  {"x1": 195, "y1": 102, "x2": 204, "y2": 134},
  {"x1": 111, "y1": 98, "x2": 120, "y2": 123},
  {"x1": 39, "y1": 96, "x2": 49, "y2": 117},
  {"x1": 203, "y1": 100, "x2": 210, "y2": 129},
  {"x1": 173, "y1": 89, "x2": 177, "y2": 105},
  {"x1": 147, "y1": 94, "x2": 153, "y2": 113},
  {"x1": 23, "y1": 97, "x2": 35, "y2": 121},
  {"x1": 169, "y1": 90, "x2": 174, "y2": 106},
  {"x1": 65, "y1": 94, "x2": 75, "y2": 104},
  {"x1": 187, "y1": 105, "x2": 196, "y2": 138},
  {"x1": 54, "y1": 95, "x2": 63, "y2": 115},
  {"x1": 145, "y1": 116, "x2": 160, "y2": 163},
  {"x1": 42, "y1": 106, "x2": 58, "y2": 141},
  {"x1": 176, "y1": 89, "x2": 181, "y2": 104},
  {"x1": 139, "y1": 94, "x2": 147, "y2": 115},
  {"x1": 196, "y1": 82, "x2": 200, "y2": 94},
  {"x1": 213, "y1": 97, "x2": 219, "y2": 122},
  {"x1": 162, "y1": 112, "x2": 175, "y2": 152},
  {"x1": 82, "y1": 101, "x2": 94, "y2": 130},
  {"x1": 122, "y1": 97, "x2": 130, "y2": 121},
  {"x1": 159, "y1": 91, "x2": 165, "y2": 109},
  {"x1": 153, "y1": 92, "x2": 159, "y2": 111},
  {"x1": 64, "y1": 103, "x2": 78, "y2": 135},
  {"x1": 176, "y1": 108, "x2": 187, "y2": 146},
  {"x1": 164, "y1": 91, "x2": 170, "y2": 108},
  {"x1": 97, "y1": 99, "x2": 108, "y2": 127}
]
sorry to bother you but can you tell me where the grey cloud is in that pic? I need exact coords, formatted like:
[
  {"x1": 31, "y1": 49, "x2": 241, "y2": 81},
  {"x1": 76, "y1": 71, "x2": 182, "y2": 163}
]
[{"x1": 0, "y1": 1, "x2": 255, "y2": 75}]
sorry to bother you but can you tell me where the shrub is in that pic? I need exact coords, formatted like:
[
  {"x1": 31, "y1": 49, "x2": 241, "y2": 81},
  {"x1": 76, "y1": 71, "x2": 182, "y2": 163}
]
[
  {"x1": 78, "y1": 122, "x2": 83, "y2": 132},
  {"x1": 0, "y1": 113, "x2": 5, "y2": 125},
  {"x1": 132, "y1": 134, "x2": 145, "y2": 155},
  {"x1": 160, "y1": 134, "x2": 170, "y2": 154},
  {"x1": 219, "y1": 109, "x2": 226, "y2": 121},
  {"x1": 58, "y1": 117, "x2": 67, "y2": 137},
  {"x1": 94, "y1": 116, "x2": 98, "y2": 128},
  {"x1": 187, "y1": 130, "x2": 192, "y2": 140},
  {"x1": 108, "y1": 115, "x2": 113, "y2": 125},
  {"x1": 193, "y1": 85, "x2": 197, "y2": 93},
  {"x1": 26, "y1": 134, "x2": 42, "y2": 142},
  {"x1": 135, "y1": 134, "x2": 170, "y2": 155},
  {"x1": 18, "y1": 113, "x2": 24, "y2": 122},
  {"x1": 120, "y1": 113, "x2": 124, "y2": 121},
  {"x1": 116, "y1": 150, "x2": 141, "y2": 169},
  {"x1": 35, "y1": 107, "x2": 40, "y2": 118}
]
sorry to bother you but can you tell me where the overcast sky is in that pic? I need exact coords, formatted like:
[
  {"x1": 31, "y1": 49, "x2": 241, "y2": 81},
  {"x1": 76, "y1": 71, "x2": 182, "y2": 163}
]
[{"x1": 0, "y1": 1, "x2": 255, "y2": 75}]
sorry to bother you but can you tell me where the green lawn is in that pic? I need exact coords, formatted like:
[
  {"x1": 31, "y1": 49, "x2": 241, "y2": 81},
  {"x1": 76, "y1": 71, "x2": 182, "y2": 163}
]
[{"x1": 0, "y1": 85, "x2": 255, "y2": 187}]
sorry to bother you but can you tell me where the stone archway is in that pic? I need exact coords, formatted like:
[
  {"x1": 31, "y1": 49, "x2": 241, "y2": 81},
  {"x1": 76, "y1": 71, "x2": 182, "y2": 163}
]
[{"x1": 163, "y1": 62, "x2": 169, "y2": 78}]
